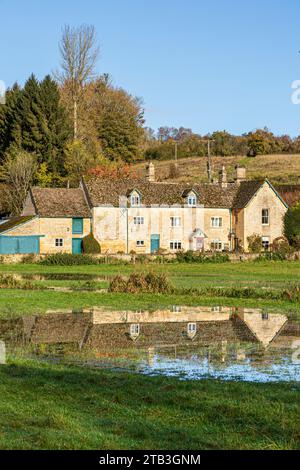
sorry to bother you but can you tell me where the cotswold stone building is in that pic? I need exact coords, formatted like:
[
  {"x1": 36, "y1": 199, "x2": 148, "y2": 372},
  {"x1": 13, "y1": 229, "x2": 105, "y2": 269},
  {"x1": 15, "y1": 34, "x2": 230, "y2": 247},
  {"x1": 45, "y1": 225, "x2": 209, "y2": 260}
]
[
  {"x1": 81, "y1": 164, "x2": 288, "y2": 254},
  {"x1": 0, "y1": 188, "x2": 91, "y2": 254},
  {"x1": 0, "y1": 164, "x2": 288, "y2": 254}
]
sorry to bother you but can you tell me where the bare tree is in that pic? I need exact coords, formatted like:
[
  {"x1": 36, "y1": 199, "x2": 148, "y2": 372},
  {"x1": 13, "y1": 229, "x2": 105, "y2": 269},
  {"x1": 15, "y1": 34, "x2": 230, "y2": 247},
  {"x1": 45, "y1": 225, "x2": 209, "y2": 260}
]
[
  {"x1": 57, "y1": 24, "x2": 99, "y2": 140},
  {"x1": 2, "y1": 150, "x2": 37, "y2": 215}
]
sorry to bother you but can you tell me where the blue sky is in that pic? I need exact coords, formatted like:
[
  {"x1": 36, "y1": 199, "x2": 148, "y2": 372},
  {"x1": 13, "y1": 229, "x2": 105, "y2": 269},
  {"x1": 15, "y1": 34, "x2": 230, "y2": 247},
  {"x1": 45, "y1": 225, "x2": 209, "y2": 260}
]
[{"x1": 1, "y1": 0, "x2": 300, "y2": 136}]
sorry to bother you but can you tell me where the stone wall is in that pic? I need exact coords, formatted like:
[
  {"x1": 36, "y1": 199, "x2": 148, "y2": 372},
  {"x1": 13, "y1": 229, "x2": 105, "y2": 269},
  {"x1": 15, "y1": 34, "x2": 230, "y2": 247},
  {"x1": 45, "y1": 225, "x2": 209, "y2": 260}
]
[
  {"x1": 203, "y1": 208, "x2": 232, "y2": 251},
  {"x1": 1, "y1": 217, "x2": 91, "y2": 254},
  {"x1": 237, "y1": 182, "x2": 288, "y2": 251},
  {"x1": 92, "y1": 205, "x2": 207, "y2": 254}
]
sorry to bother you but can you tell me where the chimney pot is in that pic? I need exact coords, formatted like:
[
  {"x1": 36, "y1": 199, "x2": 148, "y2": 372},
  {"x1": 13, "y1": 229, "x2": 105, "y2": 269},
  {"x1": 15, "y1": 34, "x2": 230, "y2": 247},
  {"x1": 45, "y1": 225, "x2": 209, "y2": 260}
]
[
  {"x1": 146, "y1": 161, "x2": 155, "y2": 182},
  {"x1": 235, "y1": 165, "x2": 246, "y2": 185},
  {"x1": 218, "y1": 165, "x2": 227, "y2": 188}
]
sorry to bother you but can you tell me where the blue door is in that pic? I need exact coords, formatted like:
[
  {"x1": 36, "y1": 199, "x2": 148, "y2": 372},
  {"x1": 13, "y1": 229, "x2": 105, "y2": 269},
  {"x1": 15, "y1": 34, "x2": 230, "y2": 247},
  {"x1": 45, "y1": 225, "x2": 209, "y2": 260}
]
[
  {"x1": 150, "y1": 234, "x2": 160, "y2": 253},
  {"x1": 72, "y1": 238, "x2": 82, "y2": 254},
  {"x1": 0, "y1": 236, "x2": 40, "y2": 254}
]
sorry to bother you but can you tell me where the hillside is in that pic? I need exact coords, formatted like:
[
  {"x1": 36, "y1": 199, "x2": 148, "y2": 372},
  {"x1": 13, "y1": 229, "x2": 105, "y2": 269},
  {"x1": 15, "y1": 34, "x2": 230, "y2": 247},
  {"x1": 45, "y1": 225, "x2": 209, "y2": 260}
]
[{"x1": 133, "y1": 154, "x2": 300, "y2": 185}]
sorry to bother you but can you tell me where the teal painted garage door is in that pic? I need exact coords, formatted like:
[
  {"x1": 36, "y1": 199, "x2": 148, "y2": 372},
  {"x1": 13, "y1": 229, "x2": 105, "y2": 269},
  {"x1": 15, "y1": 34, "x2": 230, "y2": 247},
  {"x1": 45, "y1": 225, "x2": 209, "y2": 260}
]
[{"x1": 0, "y1": 236, "x2": 40, "y2": 254}]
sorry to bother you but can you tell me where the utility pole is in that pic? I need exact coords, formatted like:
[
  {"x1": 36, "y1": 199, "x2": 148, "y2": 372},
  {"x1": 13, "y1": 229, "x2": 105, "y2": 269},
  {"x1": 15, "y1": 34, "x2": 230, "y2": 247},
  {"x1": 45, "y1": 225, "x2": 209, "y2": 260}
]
[{"x1": 174, "y1": 141, "x2": 178, "y2": 166}]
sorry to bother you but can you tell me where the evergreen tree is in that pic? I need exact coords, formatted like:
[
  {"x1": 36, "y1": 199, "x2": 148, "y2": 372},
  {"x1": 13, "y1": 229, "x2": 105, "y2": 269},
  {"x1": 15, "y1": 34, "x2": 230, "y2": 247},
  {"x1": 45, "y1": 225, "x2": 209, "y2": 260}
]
[
  {"x1": 0, "y1": 75, "x2": 71, "y2": 175},
  {"x1": 0, "y1": 84, "x2": 23, "y2": 161},
  {"x1": 38, "y1": 75, "x2": 71, "y2": 173},
  {"x1": 19, "y1": 74, "x2": 44, "y2": 157}
]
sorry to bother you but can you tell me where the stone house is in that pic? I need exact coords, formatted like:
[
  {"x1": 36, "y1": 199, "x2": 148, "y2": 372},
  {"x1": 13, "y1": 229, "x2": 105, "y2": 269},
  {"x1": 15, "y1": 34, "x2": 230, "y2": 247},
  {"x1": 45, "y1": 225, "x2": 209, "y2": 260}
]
[
  {"x1": 0, "y1": 188, "x2": 91, "y2": 254},
  {"x1": 0, "y1": 164, "x2": 288, "y2": 255},
  {"x1": 80, "y1": 164, "x2": 288, "y2": 254}
]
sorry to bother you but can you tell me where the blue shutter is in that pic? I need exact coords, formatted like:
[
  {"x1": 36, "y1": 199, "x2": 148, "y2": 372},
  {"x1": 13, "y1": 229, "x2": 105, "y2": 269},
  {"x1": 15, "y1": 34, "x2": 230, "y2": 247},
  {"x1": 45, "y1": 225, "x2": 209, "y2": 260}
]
[{"x1": 72, "y1": 218, "x2": 83, "y2": 234}]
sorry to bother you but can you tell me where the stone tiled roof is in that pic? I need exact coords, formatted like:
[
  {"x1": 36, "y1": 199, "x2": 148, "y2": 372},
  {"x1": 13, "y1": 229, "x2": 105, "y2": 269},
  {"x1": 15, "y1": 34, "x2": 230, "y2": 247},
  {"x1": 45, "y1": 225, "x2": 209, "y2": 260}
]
[
  {"x1": 232, "y1": 180, "x2": 263, "y2": 209},
  {"x1": 30, "y1": 188, "x2": 91, "y2": 218},
  {"x1": 83, "y1": 177, "x2": 239, "y2": 208},
  {"x1": 0, "y1": 216, "x2": 35, "y2": 234}
]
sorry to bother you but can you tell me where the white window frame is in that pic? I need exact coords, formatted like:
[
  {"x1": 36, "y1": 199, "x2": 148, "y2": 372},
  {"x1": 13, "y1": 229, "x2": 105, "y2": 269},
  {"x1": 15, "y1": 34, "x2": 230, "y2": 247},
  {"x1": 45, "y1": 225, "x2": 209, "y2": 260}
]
[
  {"x1": 262, "y1": 208, "x2": 269, "y2": 225},
  {"x1": 130, "y1": 324, "x2": 140, "y2": 338},
  {"x1": 262, "y1": 236, "x2": 270, "y2": 250},
  {"x1": 170, "y1": 216, "x2": 181, "y2": 227},
  {"x1": 55, "y1": 238, "x2": 64, "y2": 247},
  {"x1": 187, "y1": 322, "x2": 197, "y2": 338},
  {"x1": 187, "y1": 195, "x2": 197, "y2": 207},
  {"x1": 133, "y1": 216, "x2": 144, "y2": 225},
  {"x1": 130, "y1": 194, "x2": 141, "y2": 207},
  {"x1": 170, "y1": 240, "x2": 182, "y2": 251},
  {"x1": 211, "y1": 240, "x2": 222, "y2": 251},
  {"x1": 136, "y1": 240, "x2": 145, "y2": 247},
  {"x1": 172, "y1": 305, "x2": 182, "y2": 312},
  {"x1": 211, "y1": 217, "x2": 222, "y2": 228}
]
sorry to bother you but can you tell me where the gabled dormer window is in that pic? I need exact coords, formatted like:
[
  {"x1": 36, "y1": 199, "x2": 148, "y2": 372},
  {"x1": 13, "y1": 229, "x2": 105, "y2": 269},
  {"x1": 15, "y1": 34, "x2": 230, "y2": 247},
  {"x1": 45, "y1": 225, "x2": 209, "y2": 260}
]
[
  {"x1": 130, "y1": 190, "x2": 141, "y2": 207},
  {"x1": 187, "y1": 192, "x2": 197, "y2": 207}
]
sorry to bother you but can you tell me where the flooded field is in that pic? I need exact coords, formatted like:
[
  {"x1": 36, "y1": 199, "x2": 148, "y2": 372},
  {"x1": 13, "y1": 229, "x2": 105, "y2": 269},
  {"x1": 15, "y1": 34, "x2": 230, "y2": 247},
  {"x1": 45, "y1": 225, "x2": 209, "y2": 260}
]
[{"x1": 1, "y1": 305, "x2": 299, "y2": 383}]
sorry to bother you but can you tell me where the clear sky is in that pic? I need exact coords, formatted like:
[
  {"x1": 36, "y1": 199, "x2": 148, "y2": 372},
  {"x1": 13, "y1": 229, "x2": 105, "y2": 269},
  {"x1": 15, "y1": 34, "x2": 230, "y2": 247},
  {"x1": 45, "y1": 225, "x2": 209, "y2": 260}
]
[{"x1": 1, "y1": 0, "x2": 300, "y2": 136}]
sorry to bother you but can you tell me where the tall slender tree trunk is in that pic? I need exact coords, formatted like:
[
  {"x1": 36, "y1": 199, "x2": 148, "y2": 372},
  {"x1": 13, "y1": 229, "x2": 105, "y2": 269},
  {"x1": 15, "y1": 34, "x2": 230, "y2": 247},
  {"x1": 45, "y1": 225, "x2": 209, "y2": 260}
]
[{"x1": 73, "y1": 97, "x2": 78, "y2": 140}]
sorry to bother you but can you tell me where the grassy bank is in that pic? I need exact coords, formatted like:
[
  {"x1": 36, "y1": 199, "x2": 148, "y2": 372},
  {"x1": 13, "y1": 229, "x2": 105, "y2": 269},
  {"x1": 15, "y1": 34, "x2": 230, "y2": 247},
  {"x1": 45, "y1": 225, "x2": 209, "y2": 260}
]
[
  {"x1": 0, "y1": 358, "x2": 299, "y2": 450},
  {"x1": 0, "y1": 260, "x2": 299, "y2": 316},
  {"x1": 0, "y1": 260, "x2": 300, "y2": 288},
  {"x1": 133, "y1": 153, "x2": 300, "y2": 184},
  {"x1": 1, "y1": 289, "x2": 300, "y2": 317}
]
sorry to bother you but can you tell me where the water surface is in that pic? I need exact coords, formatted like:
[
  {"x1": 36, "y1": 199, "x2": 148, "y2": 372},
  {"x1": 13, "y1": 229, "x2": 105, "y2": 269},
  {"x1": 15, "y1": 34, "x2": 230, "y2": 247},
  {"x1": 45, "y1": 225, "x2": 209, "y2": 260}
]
[{"x1": 1, "y1": 305, "x2": 299, "y2": 383}]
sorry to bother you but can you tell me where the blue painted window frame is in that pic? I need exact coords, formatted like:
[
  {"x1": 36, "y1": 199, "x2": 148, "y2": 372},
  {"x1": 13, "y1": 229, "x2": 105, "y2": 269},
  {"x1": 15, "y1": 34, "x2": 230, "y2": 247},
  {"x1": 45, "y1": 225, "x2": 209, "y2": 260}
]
[{"x1": 72, "y1": 218, "x2": 83, "y2": 234}]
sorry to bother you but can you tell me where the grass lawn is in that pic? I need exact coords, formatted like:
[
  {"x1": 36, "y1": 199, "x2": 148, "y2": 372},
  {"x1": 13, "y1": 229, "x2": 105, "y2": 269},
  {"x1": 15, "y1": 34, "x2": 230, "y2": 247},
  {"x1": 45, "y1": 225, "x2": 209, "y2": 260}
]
[
  {"x1": 0, "y1": 289, "x2": 300, "y2": 317},
  {"x1": 1, "y1": 260, "x2": 300, "y2": 450},
  {"x1": 0, "y1": 259, "x2": 299, "y2": 287},
  {"x1": 0, "y1": 358, "x2": 299, "y2": 450},
  {"x1": 0, "y1": 260, "x2": 300, "y2": 316}
]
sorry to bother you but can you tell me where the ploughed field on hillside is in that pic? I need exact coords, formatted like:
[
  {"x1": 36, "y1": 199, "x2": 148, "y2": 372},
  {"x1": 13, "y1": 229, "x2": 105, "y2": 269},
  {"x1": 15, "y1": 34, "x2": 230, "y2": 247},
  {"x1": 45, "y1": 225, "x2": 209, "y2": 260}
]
[{"x1": 133, "y1": 154, "x2": 300, "y2": 185}]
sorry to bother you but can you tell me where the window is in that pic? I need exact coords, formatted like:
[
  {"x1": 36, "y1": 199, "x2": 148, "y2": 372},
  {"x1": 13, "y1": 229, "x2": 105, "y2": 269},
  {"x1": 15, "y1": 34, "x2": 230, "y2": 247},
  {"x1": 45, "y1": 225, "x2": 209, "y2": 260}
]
[
  {"x1": 170, "y1": 216, "x2": 181, "y2": 227},
  {"x1": 211, "y1": 306, "x2": 222, "y2": 312},
  {"x1": 136, "y1": 240, "x2": 145, "y2": 247},
  {"x1": 130, "y1": 324, "x2": 140, "y2": 339},
  {"x1": 72, "y1": 218, "x2": 83, "y2": 234},
  {"x1": 187, "y1": 323, "x2": 197, "y2": 338},
  {"x1": 131, "y1": 194, "x2": 141, "y2": 207},
  {"x1": 262, "y1": 236, "x2": 270, "y2": 251},
  {"x1": 133, "y1": 216, "x2": 144, "y2": 225},
  {"x1": 262, "y1": 209, "x2": 269, "y2": 225},
  {"x1": 211, "y1": 217, "x2": 222, "y2": 228},
  {"x1": 210, "y1": 240, "x2": 222, "y2": 251},
  {"x1": 55, "y1": 238, "x2": 63, "y2": 247},
  {"x1": 170, "y1": 241, "x2": 182, "y2": 250},
  {"x1": 262, "y1": 312, "x2": 269, "y2": 320},
  {"x1": 172, "y1": 305, "x2": 182, "y2": 312},
  {"x1": 187, "y1": 195, "x2": 197, "y2": 207}
]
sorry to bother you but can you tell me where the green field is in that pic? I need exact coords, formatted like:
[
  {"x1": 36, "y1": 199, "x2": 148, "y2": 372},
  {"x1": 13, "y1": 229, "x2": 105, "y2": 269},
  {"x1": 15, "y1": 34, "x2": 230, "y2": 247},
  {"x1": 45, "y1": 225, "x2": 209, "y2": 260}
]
[
  {"x1": 0, "y1": 358, "x2": 299, "y2": 450},
  {"x1": 1, "y1": 260, "x2": 300, "y2": 450},
  {"x1": 0, "y1": 260, "x2": 300, "y2": 315}
]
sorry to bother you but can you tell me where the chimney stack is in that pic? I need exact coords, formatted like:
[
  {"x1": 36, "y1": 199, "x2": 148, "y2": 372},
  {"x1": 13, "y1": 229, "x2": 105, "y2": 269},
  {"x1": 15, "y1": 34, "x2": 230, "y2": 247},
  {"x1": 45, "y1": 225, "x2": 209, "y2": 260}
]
[
  {"x1": 146, "y1": 161, "x2": 155, "y2": 182},
  {"x1": 218, "y1": 165, "x2": 227, "y2": 188},
  {"x1": 235, "y1": 165, "x2": 246, "y2": 185}
]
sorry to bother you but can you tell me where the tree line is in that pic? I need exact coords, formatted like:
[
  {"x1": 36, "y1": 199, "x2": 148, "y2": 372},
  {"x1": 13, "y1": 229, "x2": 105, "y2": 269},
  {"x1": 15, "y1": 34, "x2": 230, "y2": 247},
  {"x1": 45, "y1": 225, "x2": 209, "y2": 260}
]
[{"x1": 144, "y1": 127, "x2": 300, "y2": 161}]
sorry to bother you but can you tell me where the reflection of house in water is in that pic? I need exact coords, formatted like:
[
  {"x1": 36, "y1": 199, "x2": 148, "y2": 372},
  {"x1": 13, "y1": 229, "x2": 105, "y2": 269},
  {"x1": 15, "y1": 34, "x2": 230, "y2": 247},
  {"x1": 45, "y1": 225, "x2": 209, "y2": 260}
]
[{"x1": 0, "y1": 307, "x2": 298, "y2": 362}]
